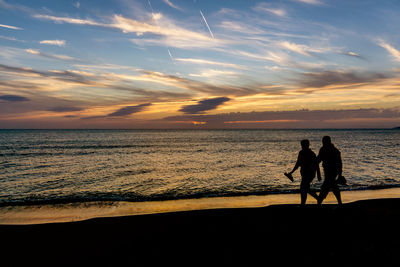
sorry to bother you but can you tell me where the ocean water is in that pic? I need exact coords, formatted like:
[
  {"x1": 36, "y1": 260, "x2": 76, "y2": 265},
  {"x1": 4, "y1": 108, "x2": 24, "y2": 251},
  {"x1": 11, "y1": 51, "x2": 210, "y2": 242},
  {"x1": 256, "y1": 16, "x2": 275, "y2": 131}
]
[{"x1": 0, "y1": 129, "x2": 399, "y2": 205}]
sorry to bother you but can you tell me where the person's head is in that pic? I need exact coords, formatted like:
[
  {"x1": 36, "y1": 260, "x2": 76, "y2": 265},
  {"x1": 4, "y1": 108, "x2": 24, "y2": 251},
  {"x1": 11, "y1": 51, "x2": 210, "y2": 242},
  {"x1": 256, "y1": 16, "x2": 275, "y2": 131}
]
[
  {"x1": 322, "y1": 136, "x2": 332, "y2": 146},
  {"x1": 300, "y1": 139, "x2": 310, "y2": 150}
]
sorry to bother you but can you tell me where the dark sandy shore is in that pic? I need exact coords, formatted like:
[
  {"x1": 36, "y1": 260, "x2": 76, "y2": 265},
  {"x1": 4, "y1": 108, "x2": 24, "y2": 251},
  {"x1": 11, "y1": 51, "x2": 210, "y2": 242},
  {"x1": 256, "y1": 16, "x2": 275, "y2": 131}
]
[{"x1": 2, "y1": 198, "x2": 400, "y2": 266}]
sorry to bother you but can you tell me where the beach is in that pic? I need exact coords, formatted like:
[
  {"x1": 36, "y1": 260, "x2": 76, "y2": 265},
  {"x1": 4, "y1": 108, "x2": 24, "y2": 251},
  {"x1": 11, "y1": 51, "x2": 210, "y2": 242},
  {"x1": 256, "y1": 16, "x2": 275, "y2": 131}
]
[{"x1": 2, "y1": 190, "x2": 400, "y2": 266}]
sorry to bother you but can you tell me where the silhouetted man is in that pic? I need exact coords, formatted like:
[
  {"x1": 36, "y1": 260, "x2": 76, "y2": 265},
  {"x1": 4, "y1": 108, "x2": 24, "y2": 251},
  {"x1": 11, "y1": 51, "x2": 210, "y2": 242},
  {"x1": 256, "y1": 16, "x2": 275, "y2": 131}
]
[
  {"x1": 286, "y1": 139, "x2": 321, "y2": 206},
  {"x1": 317, "y1": 136, "x2": 343, "y2": 205}
]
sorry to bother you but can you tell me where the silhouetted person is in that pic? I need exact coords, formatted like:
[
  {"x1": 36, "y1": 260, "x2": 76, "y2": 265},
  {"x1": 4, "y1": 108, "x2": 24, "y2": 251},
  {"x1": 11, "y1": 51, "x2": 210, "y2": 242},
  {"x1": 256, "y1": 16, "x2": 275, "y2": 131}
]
[
  {"x1": 317, "y1": 136, "x2": 343, "y2": 205},
  {"x1": 286, "y1": 139, "x2": 321, "y2": 206}
]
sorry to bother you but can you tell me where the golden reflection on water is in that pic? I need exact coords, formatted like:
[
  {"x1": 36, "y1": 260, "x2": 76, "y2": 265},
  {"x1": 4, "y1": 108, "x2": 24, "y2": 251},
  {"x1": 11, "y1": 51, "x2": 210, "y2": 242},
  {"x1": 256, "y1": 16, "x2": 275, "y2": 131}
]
[{"x1": 1, "y1": 188, "x2": 399, "y2": 225}]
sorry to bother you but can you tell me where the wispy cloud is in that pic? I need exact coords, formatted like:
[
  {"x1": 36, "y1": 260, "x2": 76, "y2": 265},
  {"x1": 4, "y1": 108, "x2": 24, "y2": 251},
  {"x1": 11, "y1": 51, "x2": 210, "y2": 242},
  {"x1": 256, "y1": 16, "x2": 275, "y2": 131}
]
[
  {"x1": 0, "y1": 63, "x2": 193, "y2": 102},
  {"x1": 179, "y1": 97, "x2": 230, "y2": 114},
  {"x1": 25, "y1": 48, "x2": 77, "y2": 61},
  {"x1": 340, "y1": 51, "x2": 366, "y2": 60},
  {"x1": 378, "y1": 40, "x2": 400, "y2": 62},
  {"x1": 174, "y1": 58, "x2": 245, "y2": 69},
  {"x1": 34, "y1": 14, "x2": 104, "y2": 26},
  {"x1": 218, "y1": 21, "x2": 264, "y2": 35},
  {"x1": 293, "y1": 0, "x2": 323, "y2": 5},
  {"x1": 233, "y1": 50, "x2": 290, "y2": 65},
  {"x1": 0, "y1": 35, "x2": 24, "y2": 42},
  {"x1": 253, "y1": 3, "x2": 287, "y2": 17},
  {"x1": 137, "y1": 70, "x2": 276, "y2": 97},
  {"x1": 189, "y1": 69, "x2": 238, "y2": 78},
  {"x1": 0, "y1": 0, "x2": 34, "y2": 13},
  {"x1": 40, "y1": 39, "x2": 66, "y2": 46},
  {"x1": 279, "y1": 41, "x2": 311, "y2": 56},
  {"x1": 0, "y1": 23, "x2": 22, "y2": 30},
  {"x1": 35, "y1": 12, "x2": 221, "y2": 49},
  {"x1": 297, "y1": 70, "x2": 387, "y2": 88},
  {"x1": 163, "y1": 0, "x2": 183, "y2": 11},
  {"x1": 200, "y1": 10, "x2": 214, "y2": 38}
]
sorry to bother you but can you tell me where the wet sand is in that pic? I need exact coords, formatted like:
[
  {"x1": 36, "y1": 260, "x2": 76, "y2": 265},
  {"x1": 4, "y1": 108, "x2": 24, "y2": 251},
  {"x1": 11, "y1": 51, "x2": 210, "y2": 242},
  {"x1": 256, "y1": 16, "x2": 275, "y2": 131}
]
[
  {"x1": 2, "y1": 196, "x2": 400, "y2": 266},
  {"x1": 2, "y1": 187, "x2": 400, "y2": 225}
]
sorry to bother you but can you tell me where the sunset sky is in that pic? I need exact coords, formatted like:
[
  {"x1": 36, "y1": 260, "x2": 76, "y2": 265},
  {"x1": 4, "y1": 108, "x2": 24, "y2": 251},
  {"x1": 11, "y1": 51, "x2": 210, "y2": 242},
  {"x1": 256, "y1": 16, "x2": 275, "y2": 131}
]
[{"x1": 0, "y1": 0, "x2": 399, "y2": 128}]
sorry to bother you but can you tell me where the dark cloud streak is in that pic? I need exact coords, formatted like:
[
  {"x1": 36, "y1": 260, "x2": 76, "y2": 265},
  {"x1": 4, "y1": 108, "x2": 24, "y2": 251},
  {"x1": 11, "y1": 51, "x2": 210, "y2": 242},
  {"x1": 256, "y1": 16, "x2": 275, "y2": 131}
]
[
  {"x1": 0, "y1": 94, "x2": 29, "y2": 102},
  {"x1": 179, "y1": 97, "x2": 230, "y2": 114},
  {"x1": 81, "y1": 103, "x2": 152, "y2": 120},
  {"x1": 108, "y1": 103, "x2": 152, "y2": 117},
  {"x1": 47, "y1": 106, "x2": 84, "y2": 112},
  {"x1": 164, "y1": 108, "x2": 400, "y2": 124},
  {"x1": 298, "y1": 70, "x2": 387, "y2": 88}
]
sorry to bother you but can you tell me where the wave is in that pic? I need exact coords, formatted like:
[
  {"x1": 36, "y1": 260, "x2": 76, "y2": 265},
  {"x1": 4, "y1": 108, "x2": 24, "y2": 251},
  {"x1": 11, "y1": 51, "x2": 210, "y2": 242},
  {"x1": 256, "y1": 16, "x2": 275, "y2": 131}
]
[{"x1": 1, "y1": 184, "x2": 400, "y2": 207}]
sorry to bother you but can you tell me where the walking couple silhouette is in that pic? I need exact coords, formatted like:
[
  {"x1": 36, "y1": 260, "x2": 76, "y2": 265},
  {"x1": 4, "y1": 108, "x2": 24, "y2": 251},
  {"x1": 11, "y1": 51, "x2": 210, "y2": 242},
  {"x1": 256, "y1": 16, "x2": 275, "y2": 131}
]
[{"x1": 286, "y1": 136, "x2": 345, "y2": 206}]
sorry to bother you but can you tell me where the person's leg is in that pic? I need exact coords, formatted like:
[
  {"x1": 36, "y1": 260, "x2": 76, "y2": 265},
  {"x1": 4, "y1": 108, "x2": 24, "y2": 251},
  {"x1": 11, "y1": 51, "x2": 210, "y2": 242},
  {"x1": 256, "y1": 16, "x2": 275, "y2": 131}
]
[
  {"x1": 308, "y1": 188, "x2": 319, "y2": 201},
  {"x1": 332, "y1": 184, "x2": 342, "y2": 205},
  {"x1": 302, "y1": 177, "x2": 319, "y2": 202},
  {"x1": 300, "y1": 181, "x2": 308, "y2": 205},
  {"x1": 318, "y1": 182, "x2": 329, "y2": 205}
]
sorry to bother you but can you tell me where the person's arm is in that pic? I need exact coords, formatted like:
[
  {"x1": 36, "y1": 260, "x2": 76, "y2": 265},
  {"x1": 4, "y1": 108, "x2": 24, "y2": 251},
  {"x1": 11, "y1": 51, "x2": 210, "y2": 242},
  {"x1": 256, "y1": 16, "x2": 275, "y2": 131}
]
[
  {"x1": 337, "y1": 151, "x2": 343, "y2": 176},
  {"x1": 316, "y1": 162, "x2": 321, "y2": 181},
  {"x1": 289, "y1": 152, "x2": 301, "y2": 174},
  {"x1": 316, "y1": 149, "x2": 322, "y2": 181},
  {"x1": 316, "y1": 148, "x2": 322, "y2": 164}
]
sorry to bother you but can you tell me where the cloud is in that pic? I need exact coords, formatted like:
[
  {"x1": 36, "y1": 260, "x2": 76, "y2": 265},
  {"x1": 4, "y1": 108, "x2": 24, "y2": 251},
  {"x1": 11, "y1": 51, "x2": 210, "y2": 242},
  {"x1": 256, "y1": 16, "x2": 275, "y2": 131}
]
[
  {"x1": 163, "y1": 0, "x2": 183, "y2": 11},
  {"x1": 0, "y1": 35, "x2": 25, "y2": 42},
  {"x1": 253, "y1": 3, "x2": 287, "y2": 17},
  {"x1": 179, "y1": 97, "x2": 230, "y2": 114},
  {"x1": 34, "y1": 12, "x2": 223, "y2": 49},
  {"x1": 378, "y1": 40, "x2": 400, "y2": 62},
  {"x1": 0, "y1": 63, "x2": 193, "y2": 102},
  {"x1": 217, "y1": 21, "x2": 264, "y2": 35},
  {"x1": 0, "y1": 23, "x2": 22, "y2": 30},
  {"x1": 33, "y1": 14, "x2": 103, "y2": 26},
  {"x1": 40, "y1": 40, "x2": 66, "y2": 46},
  {"x1": 0, "y1": 63, "x2": 92, "y2": 84},
  {"x1": 0, "y1": 94, "x2": 29, "y2": 102},
  {"x1": 294, "y1": 0, "x2": 323, "y2": 5},
  {"x1": 80, "y1": 103, "x2": 153, "y2": 119},
  {"x1": 189, "y1": 69, "x2": 238, "y2": 78},
  {"x1": 279, "y1": 41, "x2": 311, "y2": 56},
  {"x1": 175, "y1": 58, "x2": 245, "y2": 69},
  {"x1": 0, "y1": 0, "x2": 35, "y2": 13},
  {"x1": 107, "y1": 103, "x2": 152, "y2": 117},
  {"x1": 34, "y1": 12, "x2": 210, "y2": 42},
  {"x1": 276, "y1": 41, "x2": 337, "y2": 57},
  {"x1": 340, "y1": 51, "x2": 365, "y2": 60},
  {"x1": 25, "y1": 48, "x2": 77, "y2": 61},
  {"x1": 163, "y1": 108, "x2": 400, "y2": 127},
  {"x1": 233, "y1": 50, "x2": 290, "y2": 65},
  {"x1": 47, "y1": 106, "x2": 84, "y2": 112},
  {"x1": 137, "y1": 70, "x2": 279, "y2": 96},
  {"x1": 297, "y1": 70, "x2": 387, "y2": 88}
]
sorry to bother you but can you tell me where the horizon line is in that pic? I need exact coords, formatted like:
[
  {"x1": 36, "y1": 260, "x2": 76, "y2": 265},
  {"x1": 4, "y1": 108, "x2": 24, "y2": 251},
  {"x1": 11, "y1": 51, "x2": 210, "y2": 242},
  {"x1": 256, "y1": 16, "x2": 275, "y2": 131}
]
[{"x1": 0, "y1": 127, "x2": 398, "y2": 131}]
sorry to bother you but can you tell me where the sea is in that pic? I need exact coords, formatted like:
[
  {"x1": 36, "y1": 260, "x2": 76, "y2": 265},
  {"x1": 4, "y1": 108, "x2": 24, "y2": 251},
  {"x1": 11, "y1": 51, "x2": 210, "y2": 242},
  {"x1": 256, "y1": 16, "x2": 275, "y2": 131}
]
[{"x1": 0, "y1": 129, "x2": 399, "y2": 206}]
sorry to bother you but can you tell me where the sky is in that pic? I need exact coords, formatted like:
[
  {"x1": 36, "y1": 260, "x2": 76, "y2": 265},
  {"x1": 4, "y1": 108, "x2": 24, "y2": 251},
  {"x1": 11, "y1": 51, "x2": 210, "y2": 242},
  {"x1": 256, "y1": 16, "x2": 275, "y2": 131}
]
[{"x1": 0, "y1": 0, "x2": 400, "y2": 129}]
